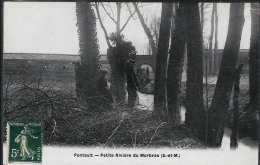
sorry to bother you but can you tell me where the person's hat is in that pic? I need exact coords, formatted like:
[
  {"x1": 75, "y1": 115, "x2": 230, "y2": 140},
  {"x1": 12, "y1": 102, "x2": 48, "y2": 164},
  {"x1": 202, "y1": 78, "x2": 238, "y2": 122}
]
[{"x1": 128, "y1": 59, "x2": 136, "y2": 64}]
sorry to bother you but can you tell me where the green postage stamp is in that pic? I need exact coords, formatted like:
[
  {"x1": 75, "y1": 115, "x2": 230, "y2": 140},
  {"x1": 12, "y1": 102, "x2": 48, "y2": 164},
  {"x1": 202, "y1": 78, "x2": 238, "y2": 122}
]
[{"x1": 7, "y1": 122, "x2": 42, "y2": 164}]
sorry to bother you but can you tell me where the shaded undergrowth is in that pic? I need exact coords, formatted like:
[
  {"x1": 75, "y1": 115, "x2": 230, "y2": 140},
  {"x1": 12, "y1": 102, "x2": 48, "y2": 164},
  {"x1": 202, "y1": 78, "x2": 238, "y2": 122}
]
[{"x1": 3, "y1": 84, "x2": 204, "y2": 148}]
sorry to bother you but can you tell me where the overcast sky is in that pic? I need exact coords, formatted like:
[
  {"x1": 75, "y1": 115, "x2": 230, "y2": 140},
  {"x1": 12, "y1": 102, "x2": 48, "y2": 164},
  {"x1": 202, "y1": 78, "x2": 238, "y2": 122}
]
[{"x1": 4, "y1": 2, "x2": 251, "y2": 55}]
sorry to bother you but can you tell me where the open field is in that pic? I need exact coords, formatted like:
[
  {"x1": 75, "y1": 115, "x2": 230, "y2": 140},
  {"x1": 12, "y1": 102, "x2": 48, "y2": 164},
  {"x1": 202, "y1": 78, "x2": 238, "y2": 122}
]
[{"x1": 4, "y1": 58, "x2": 77, "y2": 95}]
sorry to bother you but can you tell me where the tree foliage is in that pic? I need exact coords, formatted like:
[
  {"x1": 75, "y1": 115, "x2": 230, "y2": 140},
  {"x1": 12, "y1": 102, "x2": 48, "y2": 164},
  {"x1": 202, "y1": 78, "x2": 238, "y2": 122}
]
[{"x1": 107, "y1": 33, "x2": 136, "y2": 104}]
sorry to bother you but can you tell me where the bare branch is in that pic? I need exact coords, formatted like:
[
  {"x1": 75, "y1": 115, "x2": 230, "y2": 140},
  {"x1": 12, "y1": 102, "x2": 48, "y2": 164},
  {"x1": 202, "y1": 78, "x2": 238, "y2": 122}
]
[
  {"x1": 205, "y1": 3, "x2": 211, "y2": 8},
  {"x1": 94, "y1": 2, "x2": 111, "y2": 47},
  {"x1": 103, "y1": 120, "x2": 123, "y2": 147},
  {"x1": 137, "y1": 3, "x2": 153, "y2": 8},
  {"x1": 121, "y1": 3, "x2": 127, "y2": 8},
  {"x1": 103, "y1": 3, "x2": 115, "y2": 19},
  {"x1": 101, "y1": 3, "x2": 117, "y2": 24},
  {"x1": 120, "y1": 4, "x2": 136, "y2": 33},
  {"x1": 49, "y1": 118, "x2": 57, "y2": 143},
  {"x1": 146, "y1": 122, "x2": 167, "y2": 148},
  {"x1": 132, "y1": 2, "x2": 157, "y2": 56}
]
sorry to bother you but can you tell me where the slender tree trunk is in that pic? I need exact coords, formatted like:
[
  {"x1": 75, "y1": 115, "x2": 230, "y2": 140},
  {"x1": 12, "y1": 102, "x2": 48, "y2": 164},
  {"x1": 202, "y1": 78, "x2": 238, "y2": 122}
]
[
  {"x1": 230, "y1": 64, "x2": 244, "y2": 149},
  {"x1": 171, "y1": 3, "x2": 177, "y2": 35},
  {"x1": 154, "y1": 26, "x2": 159, "y2": 48},
  {"x1": 208, "y1": 3, "x2": 245, "y2": 147},
  {"x1": 205, "y1": 45, "x2": 209, "y2": 145},
  {"x1": 167, "y1": 4, "x2": 186, "y2": 123},
  {"x1": 153, "y1": 3, "x2": 173, "y2": 120},
  {"x1": 183, "y1": 3, "x2": 206, "y2": 141},
  {"x1": 213, "y1": 3, "x2": 218, "y2": 74},
  {"x1": 208, "y1": 4, "x2": 215, "y2": 74},
  {"x1": 258, "y1": 3, "x2": 260, "y2": 114},
  {"x1": 116, "y1": 2, "x2": 122, "y2": 35},
  {"x1": 249, "y1": 3, "x2": 259, "y2": 107},
  {"x1": 133, "y1": 3, "x2": 157, "y2": 60},
  {"x1": 200, "y1": 3, "x2": 204, "y2": 36}
]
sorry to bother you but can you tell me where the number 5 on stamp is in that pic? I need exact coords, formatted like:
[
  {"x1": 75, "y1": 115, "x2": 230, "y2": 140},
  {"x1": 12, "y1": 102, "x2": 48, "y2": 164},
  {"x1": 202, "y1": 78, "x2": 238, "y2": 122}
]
[{"x1": 7, "y1": 122, "x2": 42, "y2": 163}]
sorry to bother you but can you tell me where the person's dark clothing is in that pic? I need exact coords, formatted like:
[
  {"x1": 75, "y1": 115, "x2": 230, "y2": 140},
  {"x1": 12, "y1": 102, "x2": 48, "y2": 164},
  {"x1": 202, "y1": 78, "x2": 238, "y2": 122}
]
[
  {"x1": 97, "y1": 76, "x2": 113, "y2": 109},
  {"x1": 126, "y1": 66, "x2": 139, "y2": 91},
  {"x1": 146, "y1": 68, "x2": 149, "y2": 78},
  {"x1": 126, "y1": 65, "x2": 139, "y2": 107},
  {"x1": 137, "y1": 68, "x2": 141, "y2": 76},
  {"x1": 128, "y1": 88, "x2": 137, "y2": 107}
]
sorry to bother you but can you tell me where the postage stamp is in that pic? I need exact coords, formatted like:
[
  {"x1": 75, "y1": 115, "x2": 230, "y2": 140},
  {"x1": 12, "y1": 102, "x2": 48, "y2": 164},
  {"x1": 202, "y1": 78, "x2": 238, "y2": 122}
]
[{"x1": 7, "y1": 122, "x2": 42, "y2": 164}]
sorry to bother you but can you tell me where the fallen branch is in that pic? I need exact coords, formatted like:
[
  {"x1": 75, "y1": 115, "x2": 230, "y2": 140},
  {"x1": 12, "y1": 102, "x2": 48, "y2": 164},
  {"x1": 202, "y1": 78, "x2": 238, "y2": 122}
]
[
  {"x1": 103, "y1": 120, "x2": 123, "y2": 147},
  {"x1": 49, "y1": 118, "x2": 57, "y2": 143},
  {"x1": 146, "y1": 122, "x2": 167, "y2": 148}
]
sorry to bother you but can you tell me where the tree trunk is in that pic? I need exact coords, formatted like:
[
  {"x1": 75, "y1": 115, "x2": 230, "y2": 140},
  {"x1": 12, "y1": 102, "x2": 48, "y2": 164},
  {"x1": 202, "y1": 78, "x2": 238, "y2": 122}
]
[
  {"x1": 200, "y1": 3, "x2": 204, "y2": 36},
  {"x1": 75, "y1": 2, "x2": 101, "y2": 106},
  {"x1": 171, "y1": 3, "x2": 177, "y2": 35},
  {"x1": 213, "y1": 3, "x2": 218, "y2": 74},
  {"x1": 249, "y1": 3, "x2": 259, "y2": 107},
  {"x1": 153, "y1": 3, "x2": 173, "y2": 120},
  {"x1": 237, "y1": 3, "x2": 260, "y2": 140},
  {"x1": 208, "y1": 4, "x2": 215, "y2": 74},
  {"x1": 116, "y1": 2, "x2": 122, "y2": 35},
  {"x1": 183, "y1": 3, "x2": 206, "y2": 141},
  {"x1": 133, "y1": 3, "x2": 157, "y2": 60},
  {"x1": 208, "y1": 3, "x2": 245, "y2": 147},
  {"x1": 167, "y1": 4, "x2": 186, "y2": 123},
  {"x1": 230, "y1": 64, "x2": 244, "y2": 149},
  {"x1": 108, "y1": 48, "x2": 127, "y2": 105}
]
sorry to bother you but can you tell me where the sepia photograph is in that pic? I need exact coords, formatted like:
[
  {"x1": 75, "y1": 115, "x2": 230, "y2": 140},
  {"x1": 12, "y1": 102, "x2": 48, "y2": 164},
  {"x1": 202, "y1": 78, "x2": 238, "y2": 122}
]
[{"x1": 2, "y1": 2, "x2": 259, "y2": 164}]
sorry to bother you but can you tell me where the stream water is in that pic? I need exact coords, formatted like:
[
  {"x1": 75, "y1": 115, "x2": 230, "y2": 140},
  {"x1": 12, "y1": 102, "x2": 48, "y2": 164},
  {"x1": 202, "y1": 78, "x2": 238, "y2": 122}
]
[{"x1": 137, "y1": 92, "x2": 258, "y2": 151}]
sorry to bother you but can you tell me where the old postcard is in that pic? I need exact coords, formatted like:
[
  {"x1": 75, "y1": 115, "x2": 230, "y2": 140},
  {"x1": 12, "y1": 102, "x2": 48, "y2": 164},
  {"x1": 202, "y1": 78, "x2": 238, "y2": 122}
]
[{"x1": 2, "y1": 2, "x2": 259, "y2": 165}]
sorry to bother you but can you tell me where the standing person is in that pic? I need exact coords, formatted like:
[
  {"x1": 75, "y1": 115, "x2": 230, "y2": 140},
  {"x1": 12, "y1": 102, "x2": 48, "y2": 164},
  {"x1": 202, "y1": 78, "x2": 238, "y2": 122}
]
[
  {"x1": 97, "y1": 69, "x2": 114, "y2": 110},
  {"x1": 146, "y1": 67, "x2": 150, "y2": 79},
  {"x1": 125, "y1": 59, "x2": 140, "y2": 108}
]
